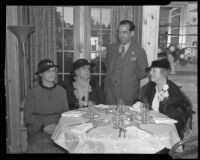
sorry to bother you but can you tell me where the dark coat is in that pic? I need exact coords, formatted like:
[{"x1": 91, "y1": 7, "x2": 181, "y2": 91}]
[
  {"x1": 139, "y1": 79, "x2": 193, "y2": 139},
  {"x1": 105, "y1": 39, "x2": 148, "y2": 105},
  {"x1": 65, "y1": 78, "x2": 105, "y2": 110}
]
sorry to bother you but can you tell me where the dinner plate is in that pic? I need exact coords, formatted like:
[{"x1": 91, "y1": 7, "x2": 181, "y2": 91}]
[
  {"x1": 95, "y1": 104, "x2": 108, "y2": 109},
  {"x1": 82, "y1": 113, "x2": 100, "y2": 119}
]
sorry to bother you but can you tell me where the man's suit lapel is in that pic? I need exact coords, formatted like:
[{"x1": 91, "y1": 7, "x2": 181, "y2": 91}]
[{"x1": 122, "y1": 41, "x2": 135, "y2": 60}]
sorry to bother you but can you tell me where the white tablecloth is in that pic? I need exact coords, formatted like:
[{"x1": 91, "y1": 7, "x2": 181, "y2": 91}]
[{"x1": 51, "y1": 108, "x2": 182, "y2": 153}]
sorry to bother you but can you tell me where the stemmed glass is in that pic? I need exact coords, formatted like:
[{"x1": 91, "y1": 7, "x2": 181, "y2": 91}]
[
  {"x1": 87, "y1": 100, "x2": 95, "y2": 121},
  {"x1": 141, "y1": 102, "x2": 150, "y2": 124},
  {"x1": 117, "y1": 99, "x2": 125, "y2": 113}
]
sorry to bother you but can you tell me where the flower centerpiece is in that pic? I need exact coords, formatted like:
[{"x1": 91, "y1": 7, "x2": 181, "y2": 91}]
[
  {"x1": 165, "y1": 44, "x2": 194, "y2": 66},
  {"x1": 158, "y1": 44, "x2": 195, "y2": 74}
]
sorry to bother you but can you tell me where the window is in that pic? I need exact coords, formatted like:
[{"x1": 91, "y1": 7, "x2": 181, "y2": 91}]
[
  {"x1": 159, "y1": 3, "x2": 197, "y2": 49},
  {"x1": 89, "y1": 7, "x2": 112, "y2": 88},
  {"x1": 55, "y1": 6, "x2": 112, "y2": 88},
  {"x1": 158, "y1": 2, "x2": 198, "y2": 73},
  {"x1": 55, "y1": 7, "x2": 76, "y2": 85}
]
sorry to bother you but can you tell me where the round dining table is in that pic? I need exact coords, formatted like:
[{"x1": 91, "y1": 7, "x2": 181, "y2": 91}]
[{"x1": 51, "y1": 105, "x2": 182, "y2": 153}]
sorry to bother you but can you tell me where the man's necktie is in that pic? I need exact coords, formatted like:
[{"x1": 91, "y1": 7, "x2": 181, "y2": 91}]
[{"x1": 120, "y1": 44, "x2": 125, "y2": 57}]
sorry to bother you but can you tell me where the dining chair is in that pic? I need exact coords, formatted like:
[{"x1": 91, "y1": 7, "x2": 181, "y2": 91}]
[{"x1": 169, "y1": 135, "x2": 198, "y2": 159}]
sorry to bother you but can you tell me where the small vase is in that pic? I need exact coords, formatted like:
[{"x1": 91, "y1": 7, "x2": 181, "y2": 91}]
[{"x1": 170, "y1": 62, "x2": 177, "y2": 74}]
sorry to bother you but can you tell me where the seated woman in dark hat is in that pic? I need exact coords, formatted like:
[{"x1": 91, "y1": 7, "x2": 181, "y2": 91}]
[
  {"x1": 138, "y1": 58, "x2": 193, "y2": 140},
  {"x1": 66, "y1": 58, "x2": 103, "y2": 110},
  {"x1": 24, "y1": 59, "x2": 69, "y2": 153}
]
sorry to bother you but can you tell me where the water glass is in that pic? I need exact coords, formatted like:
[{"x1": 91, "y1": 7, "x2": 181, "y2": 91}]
[
  {"x1": 88, "y1": 101, "x2": 95, "y2": 120},
  {"x1": 142, "y1": 103, "x2": 149, "y2": 124},
  {"x1": 117, "y1": 99, "x2": 125, "y2": 113}
]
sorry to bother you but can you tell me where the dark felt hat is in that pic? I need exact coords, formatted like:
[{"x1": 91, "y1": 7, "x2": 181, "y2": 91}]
[
  {"x1": 145, "y1": 58, "x2": 171, "y2": 72},
  {"x1": 35, "y1": 59, "x2": 58, "y2": 75},
  {"x1": 72, "y1": 59, "x2": 91, "y2": 71}
]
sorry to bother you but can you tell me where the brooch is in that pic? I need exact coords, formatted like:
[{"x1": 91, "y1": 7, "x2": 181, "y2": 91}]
[{"x1": 131, "y1": 56, "x2": 137, "y2": 61}]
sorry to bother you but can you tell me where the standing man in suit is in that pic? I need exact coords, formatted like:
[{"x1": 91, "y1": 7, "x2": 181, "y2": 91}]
[{"x1": 105, "y1": 20, "x2": 148, "y2": 105}]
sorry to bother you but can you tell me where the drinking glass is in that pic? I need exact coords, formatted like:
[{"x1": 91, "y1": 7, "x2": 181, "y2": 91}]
[
  {"x1": 117, "y1": 99, "x2": 125, "y2": 113},
  {"x1": 142, "y1": 102, "x2": 149, "y2": 124},
  {"x1": 87, "y1": 101, "x2": 95, "y2": 120}
]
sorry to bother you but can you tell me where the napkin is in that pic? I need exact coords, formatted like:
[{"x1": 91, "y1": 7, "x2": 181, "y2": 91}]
[
  {"x1": 130, "y1": 102, "x2": 143, "y2": 112},
  {"x1": 127, "y1": 126, "x2": 153, "y2": 138},
  {"x1": 95, "y1": 104, "x2": 108, "y2": 109},
  {"x1": 153, "y1": 117, "x2": 177, "y2": 124},
  {"x1": 61, "y1": 111, "x2": 83, "y2": 117},
  {"x1": 43, "y1": 123, "x2": 57, "y2": 135},
  {"x1": 71, "y1": 123, "x2": 93, "y2": 134}
]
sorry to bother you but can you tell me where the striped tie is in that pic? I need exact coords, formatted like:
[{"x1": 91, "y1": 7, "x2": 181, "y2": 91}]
[{"x1": 120, "y1": 44, "x2": 125, "y2": 57}]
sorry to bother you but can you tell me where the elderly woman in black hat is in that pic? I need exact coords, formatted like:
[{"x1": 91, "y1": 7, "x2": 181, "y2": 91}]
[
  {"x1": 24, "y1": 59, "x2": 69, "y2": 152},
  {"x1": 138, "y1": 58, "x2": 193, "y2": 140},
  {"x1": 66, "y1": 58, "x2": 103, "y2": 110}
]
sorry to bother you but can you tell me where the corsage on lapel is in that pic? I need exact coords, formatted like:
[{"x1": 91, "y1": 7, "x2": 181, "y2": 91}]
[
  {"x1": 131, "y1": 51, "x2": 137, "y2": 61},
  {"x1": 157, "y1": 84, "x2": 169, "y2": 103}
]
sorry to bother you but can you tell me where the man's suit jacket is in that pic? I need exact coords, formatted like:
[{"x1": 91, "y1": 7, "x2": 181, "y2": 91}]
[
  {"x1": 139, "y1": 79, "x2": 193, "y2": 139},
  {"x1": 105, "y1": 40, "x2": 148, "y2": 105}
]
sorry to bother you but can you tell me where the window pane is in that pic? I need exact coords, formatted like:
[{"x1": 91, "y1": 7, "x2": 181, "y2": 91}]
[
  {"x1": 64, "y1": 29, "x2": 74, "y2": 50},
  {"x1": 171, "y1": 28, "x2": 180, "y2": 35},
  {"x1": 63, "y1": 7, "x2": 74, "y2": 29},
  {"x1": 91, "y1": 30, "x2": 100, "y2": 51},
  {"x1": 91, "y1": 57, "x2": 106, "y2": 74},
  {"x1": 102, "y1": 9, "x2": 111, "y2": 29},
  {"x1": 171, "y1": 8, "x2": 181, "y2": 16},
  {"x1": 102, "y1": 30, "x2": 111, "y2": 47},
  {"x1": 171, "y1": 16, "x2": 180, "y2": 28},
  {"x1": 171, "y1": 37, "x2": 179, "y2": 44},
  {"x1": 91, "y1": 8, "x2": 100, "y2": 29},
  {"x1": 56, "y1": 7, "x2": 63, "y2": 28},
  {"x1": 64, "y1": 52, "x2": 73, "y2": 73},
  {"x1": 56, "y1": 29, "x2": 62, "y2": 50},
  {"x1": 57, "y1": 52, "x2": 63, "y2": 73}
]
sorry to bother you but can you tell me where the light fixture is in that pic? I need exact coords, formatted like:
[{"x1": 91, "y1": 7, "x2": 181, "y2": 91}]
[{"x1": 7, "y1": 25, "x2": 36, "y2": 95}]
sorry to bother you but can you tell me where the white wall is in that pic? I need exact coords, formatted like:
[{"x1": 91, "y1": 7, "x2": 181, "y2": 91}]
[{"x1": 142, "y1": 6, "x2": 160, "y2": 66}]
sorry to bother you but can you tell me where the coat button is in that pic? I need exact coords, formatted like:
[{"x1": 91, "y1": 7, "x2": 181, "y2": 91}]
[{"x1": 114, "y1": 80, "x2": 118, "y2": 84}]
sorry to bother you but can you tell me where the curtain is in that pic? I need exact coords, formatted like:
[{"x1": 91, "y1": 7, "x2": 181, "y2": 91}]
[
  {"x1": 110, "y1": 6, "x2": 143, "y2": 45},
  {"x1": 111, "y1": 6, "x2": 134, "y2": 43},
  {"x1": 28, "y1": 6, "x2": 56, "y2": 87}
]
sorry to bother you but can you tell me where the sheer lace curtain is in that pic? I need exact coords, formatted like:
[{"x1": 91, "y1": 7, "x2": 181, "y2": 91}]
[{"x1": 28, "y1": 6, "x2": 56, "y2": 87}]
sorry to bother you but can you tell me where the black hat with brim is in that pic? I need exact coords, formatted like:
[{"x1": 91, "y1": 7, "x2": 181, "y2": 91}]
[
  {"x1": 72, "y1": 58, "x2": 92, "y2": 71},
  {"x1": 145, "y1": 58, "x2": 171, "y2": 72},
  {"x1": 35, "y1": 59, "x2": 59, "y2": 75}
]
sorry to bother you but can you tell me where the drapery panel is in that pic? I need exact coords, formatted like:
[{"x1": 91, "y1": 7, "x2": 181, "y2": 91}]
[
  {"x1": 111, "y1": 6, "x2": 142, "y2": 45},
  {"x1": 28, "y1": 6, "x2": 56, "y2": 87},
  {"x1": 111, "y1": 6, "x2": 134, "y2": 43}
]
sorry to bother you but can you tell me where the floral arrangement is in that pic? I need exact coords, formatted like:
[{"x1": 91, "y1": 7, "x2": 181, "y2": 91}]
[
  {"x1": 157, "y1": 84, "x2": 169, "y2": 102},
  {"x1": 158, "y1": 44, "x2": 195, "y2": 66}
]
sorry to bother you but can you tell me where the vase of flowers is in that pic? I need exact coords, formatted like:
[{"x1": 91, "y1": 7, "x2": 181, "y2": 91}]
[{"x1": 161, "y1": 44, "x2": 194, "y2": 74}]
